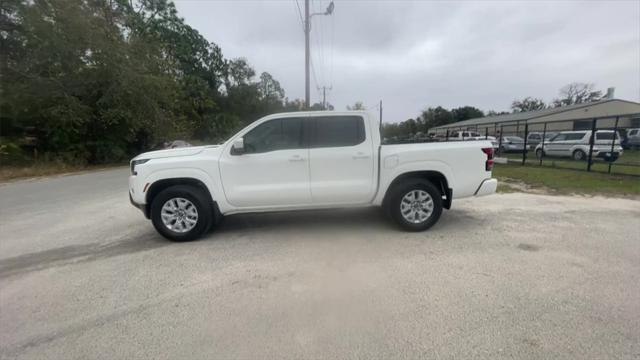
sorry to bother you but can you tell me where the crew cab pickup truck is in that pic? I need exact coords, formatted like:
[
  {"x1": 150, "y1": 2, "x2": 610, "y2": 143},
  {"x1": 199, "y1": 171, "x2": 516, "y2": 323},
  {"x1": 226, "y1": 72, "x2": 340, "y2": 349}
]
[{"x1": 129, "y1": 112, "x2": 497, "y2": 241}]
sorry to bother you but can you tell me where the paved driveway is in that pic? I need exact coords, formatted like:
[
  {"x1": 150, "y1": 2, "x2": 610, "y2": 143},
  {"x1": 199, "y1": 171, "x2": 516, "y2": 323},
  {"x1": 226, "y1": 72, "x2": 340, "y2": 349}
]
[{"x1": 1, "y1": 168, "x2": 639, "y2": 359}]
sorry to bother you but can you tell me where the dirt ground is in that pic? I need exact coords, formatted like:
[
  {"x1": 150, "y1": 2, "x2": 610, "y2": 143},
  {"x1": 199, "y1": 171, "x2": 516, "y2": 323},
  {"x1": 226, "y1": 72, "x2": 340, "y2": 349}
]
[{"x1": 1, "y1": 168, "x2": 639, "y2": 359}]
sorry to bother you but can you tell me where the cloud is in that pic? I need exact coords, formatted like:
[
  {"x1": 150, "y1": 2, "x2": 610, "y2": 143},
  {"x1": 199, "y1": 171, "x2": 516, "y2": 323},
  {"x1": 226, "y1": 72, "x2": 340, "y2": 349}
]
[{"x1": 175, "y1": 0, "x2": 640, "y2": 122}]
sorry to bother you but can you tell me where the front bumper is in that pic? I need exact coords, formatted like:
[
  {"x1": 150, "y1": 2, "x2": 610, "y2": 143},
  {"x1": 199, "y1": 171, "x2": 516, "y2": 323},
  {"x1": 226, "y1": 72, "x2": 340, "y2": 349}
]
[
  {"x1": 475, "y1": 178, "x2": 498, "y2": 196},
  {"x1": 130, "y1": 193, "x2": 150, "y2": 218}
]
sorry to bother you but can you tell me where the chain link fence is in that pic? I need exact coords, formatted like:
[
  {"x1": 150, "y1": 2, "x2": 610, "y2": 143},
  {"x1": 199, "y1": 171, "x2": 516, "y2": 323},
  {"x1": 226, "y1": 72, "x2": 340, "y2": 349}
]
[{"x1": 427, "y1": 114, "x2": 640, "y2": 177}]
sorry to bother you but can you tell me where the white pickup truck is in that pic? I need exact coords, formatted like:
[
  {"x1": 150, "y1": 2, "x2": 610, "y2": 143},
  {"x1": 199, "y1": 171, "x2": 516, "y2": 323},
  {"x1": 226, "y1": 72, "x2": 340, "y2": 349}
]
[{"x1": 129, "y1": 112, "x2": 497, "y2": 241}]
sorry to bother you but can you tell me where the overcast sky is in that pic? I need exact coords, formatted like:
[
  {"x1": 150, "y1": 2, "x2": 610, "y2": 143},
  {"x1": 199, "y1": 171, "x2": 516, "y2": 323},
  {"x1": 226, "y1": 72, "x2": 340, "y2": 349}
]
[{"x1": 174, "y1": 0, "x2": 640, "y2": 122}]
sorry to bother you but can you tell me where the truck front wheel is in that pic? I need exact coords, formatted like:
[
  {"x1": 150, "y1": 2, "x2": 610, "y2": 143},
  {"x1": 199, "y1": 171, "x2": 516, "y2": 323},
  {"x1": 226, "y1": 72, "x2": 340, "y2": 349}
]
[
  {"x1": 150, "y1": 185, "x2": 213, "y2": 241},
  {"x1": 387, "y1": 179, "x2": 443, "y2": 232}
]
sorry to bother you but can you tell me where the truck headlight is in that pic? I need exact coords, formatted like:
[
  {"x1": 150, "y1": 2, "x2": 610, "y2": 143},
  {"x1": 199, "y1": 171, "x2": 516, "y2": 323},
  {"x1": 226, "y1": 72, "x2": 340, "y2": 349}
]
[{"x1": 130, "y1": 159, "x2": 150, "y2": 175}]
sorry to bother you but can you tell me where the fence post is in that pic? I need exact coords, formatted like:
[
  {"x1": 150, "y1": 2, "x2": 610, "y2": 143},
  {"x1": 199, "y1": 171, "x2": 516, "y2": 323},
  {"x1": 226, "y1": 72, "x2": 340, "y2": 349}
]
[
  {"x1": 586, "y1": 118, "x2": 597, "y2": 172},
  {"x1": 485, "y1": 128, "x2": 488, "y2": 139},
  {"x1": 539, "y1": 123, "x2": 547, "y2": 166},
  {"x1": 497, "y1": 125, "x2": 504, "y2": 156},
  {"x1": 521, "y1": 123, "x2": 529, "y2": 165},
  {"x1": 445, "y1": 129, "x2": 449, "y2": 141},
  {"x1": 608, "y1": 116, "x2": 619, "y2": 174}
]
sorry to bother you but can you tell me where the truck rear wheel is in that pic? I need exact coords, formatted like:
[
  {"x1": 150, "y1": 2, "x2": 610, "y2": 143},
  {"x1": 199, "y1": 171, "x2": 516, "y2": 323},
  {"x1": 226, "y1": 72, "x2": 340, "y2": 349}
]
[
  {"x1": 387, "y1": 179, "x2": 443, "y2": 232},
  {"x1": 150, "y1": 185, "x2": 213, "y2": 241}
]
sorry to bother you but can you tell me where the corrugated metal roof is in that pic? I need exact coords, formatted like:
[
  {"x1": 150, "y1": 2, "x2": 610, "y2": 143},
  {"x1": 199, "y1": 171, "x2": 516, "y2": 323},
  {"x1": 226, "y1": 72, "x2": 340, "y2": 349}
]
[{"x1": 431, "y1": 99, "x2": 640, "y2": 130}]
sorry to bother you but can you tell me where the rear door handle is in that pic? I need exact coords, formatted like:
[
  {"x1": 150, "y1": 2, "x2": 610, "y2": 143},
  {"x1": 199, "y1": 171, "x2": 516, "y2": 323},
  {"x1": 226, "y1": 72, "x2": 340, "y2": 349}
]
[
  {"x1": 289, "y1": 155, "x2": 306, "y2": 162},
  {"x1": 352, "y1": 152, "x2": 371, "y2": 160}
]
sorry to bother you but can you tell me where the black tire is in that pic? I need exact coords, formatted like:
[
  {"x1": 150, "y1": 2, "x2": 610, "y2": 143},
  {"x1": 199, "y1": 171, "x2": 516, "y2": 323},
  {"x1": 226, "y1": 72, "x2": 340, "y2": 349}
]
[
  {"x1": 536, "y1": 149, "x2": 544, "y2": 159},
  {"x1": 387, "y1": 179, "x2": 443, "y2": 232},
  {"x1": 150, "y1": 185, "x2": 213, "y2": 241},
  {"x1": 572, "y1": 149, "x2": 586, "y2": 161}
]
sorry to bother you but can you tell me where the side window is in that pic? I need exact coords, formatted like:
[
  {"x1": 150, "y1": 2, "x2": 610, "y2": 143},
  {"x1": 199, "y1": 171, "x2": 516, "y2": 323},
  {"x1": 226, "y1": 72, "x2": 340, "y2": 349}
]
[
  {"x1": 629, "y1": 130, "x2": 638, "y2": 136},
  {"x1": 529, "y1": 134, "x2": 541, "y2": 141},
  {"x1": 566, "y1": 133, "x2": 587, "y2": 141},
  {"x1": 242, "y1": 118, "x2": 304, "y2": 154},
  {"x1": 313, "y1": 116, "x2": 365, "y2": 148},
  {"x1": 595, "y1": 132, "x2": 616, "y2": 140},
  {"x1": 551, "y1": 134, "x2": 567, "y2": 142}
]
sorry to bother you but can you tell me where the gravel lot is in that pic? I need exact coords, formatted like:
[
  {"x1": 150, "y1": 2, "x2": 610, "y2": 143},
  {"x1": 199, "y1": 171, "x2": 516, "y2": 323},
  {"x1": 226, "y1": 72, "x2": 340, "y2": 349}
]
[{"x1": 1, "y1": 168, "x2": 639, "y2": 359}]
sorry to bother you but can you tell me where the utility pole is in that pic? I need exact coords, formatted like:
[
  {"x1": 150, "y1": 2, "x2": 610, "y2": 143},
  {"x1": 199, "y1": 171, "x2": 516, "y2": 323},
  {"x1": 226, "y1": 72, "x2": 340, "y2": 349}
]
[
  {"x1": 318, "y1": 86, "x2": 332, "y2": 109},
  {"x1": 379, "y1": 100, "x2": 383, "y2": 134},
  {"x1": 304, "y1": 0, "x2": 310, "y2": 109},
  {"x1": 304, "y1": 1, "x2": 334, "y2": 109}
]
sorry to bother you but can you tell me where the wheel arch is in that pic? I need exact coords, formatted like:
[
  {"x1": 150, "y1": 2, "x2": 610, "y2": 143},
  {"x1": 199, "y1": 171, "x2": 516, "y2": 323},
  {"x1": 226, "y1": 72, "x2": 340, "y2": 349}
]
[{"x1": 382, "y1": 171, "x2": 452, "y2": 210}]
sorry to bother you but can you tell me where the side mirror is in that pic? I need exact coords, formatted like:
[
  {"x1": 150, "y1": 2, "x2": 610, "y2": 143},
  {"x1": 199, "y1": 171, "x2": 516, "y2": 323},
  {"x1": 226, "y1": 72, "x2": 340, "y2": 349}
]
[{"x1": 231, "y1": 137, "x2": 245, "y2": 155}]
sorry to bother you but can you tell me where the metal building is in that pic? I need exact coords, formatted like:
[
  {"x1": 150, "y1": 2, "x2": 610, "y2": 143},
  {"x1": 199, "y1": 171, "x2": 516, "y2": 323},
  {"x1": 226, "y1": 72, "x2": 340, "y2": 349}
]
[{"x1": 431, "y1": 98, "x2": 640, "y2": 136}]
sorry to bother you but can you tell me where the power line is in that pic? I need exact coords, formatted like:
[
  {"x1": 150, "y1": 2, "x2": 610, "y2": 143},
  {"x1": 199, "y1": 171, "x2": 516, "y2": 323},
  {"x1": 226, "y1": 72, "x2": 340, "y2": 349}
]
[
  {"x1": 302, "y1": 0, "x2": 334, "y2": 108},
  {"x1": 294, "y1": 0, "x2": 305, "y2": 31},
  {"x1": 310, "y1": 57, "x2": 321, "y2": 101}
]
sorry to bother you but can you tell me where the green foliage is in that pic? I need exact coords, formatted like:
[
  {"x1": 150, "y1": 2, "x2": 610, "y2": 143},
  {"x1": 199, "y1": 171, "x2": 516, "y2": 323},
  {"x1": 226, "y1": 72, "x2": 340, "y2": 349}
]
[
  {"x1": 451, "y1": 106, "x2": 484, "y2": 122},
  {"x1": 382, "y1": 106, "x2": 484, "y2": 139},
  {"x1": 0, "y1": 0, "x2": 297, "y2": 164},
  {"x1": 346, "y1": 101, "x2": 365, "y2": 110}
]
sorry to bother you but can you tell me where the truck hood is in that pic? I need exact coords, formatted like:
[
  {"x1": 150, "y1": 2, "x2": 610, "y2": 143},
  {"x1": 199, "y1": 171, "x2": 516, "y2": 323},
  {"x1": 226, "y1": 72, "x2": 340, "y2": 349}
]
[{"x1": 133, "y1": 145, "x2": 219, "y2": 161}]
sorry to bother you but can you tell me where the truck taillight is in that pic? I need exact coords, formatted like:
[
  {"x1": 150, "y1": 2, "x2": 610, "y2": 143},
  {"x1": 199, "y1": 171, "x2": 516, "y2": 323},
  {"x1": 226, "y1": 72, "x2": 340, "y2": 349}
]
[{"x1": 482, "y1": 147, "x2": 494, "y2": 171}]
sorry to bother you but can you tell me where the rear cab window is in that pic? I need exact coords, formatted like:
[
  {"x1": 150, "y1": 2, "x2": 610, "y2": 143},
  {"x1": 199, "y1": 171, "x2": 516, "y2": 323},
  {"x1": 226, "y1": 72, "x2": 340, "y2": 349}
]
[{"x1": 312, "y1": 116, "x2": 366, "y2": 148}]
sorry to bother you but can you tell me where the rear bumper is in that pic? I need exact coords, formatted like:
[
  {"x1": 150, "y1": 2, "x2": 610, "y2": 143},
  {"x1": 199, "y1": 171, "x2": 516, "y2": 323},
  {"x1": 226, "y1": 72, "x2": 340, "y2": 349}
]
[
  {"x1": 474, "y1": 178, "x2": 498, "y2": 196},
  {"x1": 595, "y1": 151, "x2": 622, "y2": 158}
]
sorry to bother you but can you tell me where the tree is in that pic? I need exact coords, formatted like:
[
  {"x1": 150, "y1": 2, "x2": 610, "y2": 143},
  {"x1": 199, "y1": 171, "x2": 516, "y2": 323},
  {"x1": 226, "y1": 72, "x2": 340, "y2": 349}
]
[
  {"x1": 0, "y1": 0, "x2": 293, "y2": 164},
  {"x1": 451, "y1": 106, "x2": 484, "y2": 122},
  {"x1": 552, "y1": 83, "x2": 603, "y2": 107},
  {"x1": 419, "y1": 106, "x2": 453, "y2": 131},
  {"x1": 511, "y1": 97, "x2": 547, "y2": 113},
  {"x1": 486, "y1": 110, "x2": 510, "y2": 117},
  {"x1": 346, "y1": 101, "x2": 365, "y2": 110}
]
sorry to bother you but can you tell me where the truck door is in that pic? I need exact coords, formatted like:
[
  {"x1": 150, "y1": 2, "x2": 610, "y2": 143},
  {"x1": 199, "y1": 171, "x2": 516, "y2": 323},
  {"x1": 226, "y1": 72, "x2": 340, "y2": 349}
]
[
  {"x1": 219, "y1": 116, "x2": 312, "y2": 207},
  {"x1": 308, "y1": 115, "x2": 375, "y2": 204}
]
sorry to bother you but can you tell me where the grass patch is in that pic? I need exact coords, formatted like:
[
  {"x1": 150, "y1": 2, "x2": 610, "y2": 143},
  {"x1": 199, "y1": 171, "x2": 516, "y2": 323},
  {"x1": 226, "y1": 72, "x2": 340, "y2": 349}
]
[
  {"x1": 493, "y1": 163, "x2": 640, "y2": 196},
  {"x1": 501, "y1": 149, "x2": 640, "y2": 176},
  {"x1": 0, "y1": 162, "x2": 126, "y2": 182},
  {"x1": 496, "y1": 182, "x2": 521, "y2": 193}
]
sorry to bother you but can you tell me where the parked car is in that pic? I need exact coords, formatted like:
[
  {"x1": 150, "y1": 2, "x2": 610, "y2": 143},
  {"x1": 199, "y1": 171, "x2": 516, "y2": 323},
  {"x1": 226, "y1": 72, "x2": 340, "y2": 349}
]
[
  {"x1": 534, "y1": 130, "x2": 623, "y2": 161},
  {"x1": 498, "y1": 136, "x2": 526, "y2": 153},
  {"x1": 129, "y1": 112, "x2": 497, "y2": 241},
  {"x1": 526, "y1": 132, "x2": 557, "y2": 149},
  {"x1": 622, "y1": 128, "x2": 640, "y2": 149},
  {"x1": 449, "y1": 131, "x2": 499, "y2": 149}
]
